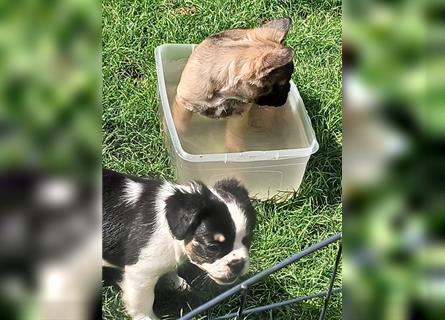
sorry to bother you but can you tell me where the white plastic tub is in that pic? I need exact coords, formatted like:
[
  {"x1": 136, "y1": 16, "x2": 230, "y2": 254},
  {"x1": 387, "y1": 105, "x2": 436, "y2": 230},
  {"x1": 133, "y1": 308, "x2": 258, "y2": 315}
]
[{"x1": 155, "y1": 44, "x2": 319, "y2": 200}]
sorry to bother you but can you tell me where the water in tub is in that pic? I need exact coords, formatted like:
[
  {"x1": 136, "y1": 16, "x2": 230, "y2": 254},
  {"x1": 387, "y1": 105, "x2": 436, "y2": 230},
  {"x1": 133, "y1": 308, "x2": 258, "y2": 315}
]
[{"x1": 164, "y1": 58, "x2": 310, "y2": 155}]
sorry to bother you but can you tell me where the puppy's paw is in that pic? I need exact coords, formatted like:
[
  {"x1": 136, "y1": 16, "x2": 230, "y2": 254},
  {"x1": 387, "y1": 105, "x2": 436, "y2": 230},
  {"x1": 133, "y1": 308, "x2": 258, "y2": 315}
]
[
  {"x1": 169, "y1": 274, "x2": 191, "y2": 292},
  {"x1": 133, "y1": 314, "x2": 159, "y2": 320},
  {"x1": 225, "y1": 137, "x2": 245, "y2": 153},
  {"x1": 225, "y1": 128, "x2": 246, "y2": 152},
  {"x1": 123, "y1": 294, "x2": 159, "y2": 320},
  {"x1": 177, "y1": 277, "x2": 192, "y2": 292}
]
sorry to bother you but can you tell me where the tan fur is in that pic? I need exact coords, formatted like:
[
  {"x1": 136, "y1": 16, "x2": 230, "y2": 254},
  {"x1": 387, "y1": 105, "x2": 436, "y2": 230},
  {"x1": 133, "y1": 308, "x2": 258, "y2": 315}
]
[
  {"x1": 214, "y1": 233, "x2": 226, "y2": 242},
  {"x1": 173, "y1": 18, "x2": 294, "y2": 151},
  {"x1": 184, "y1": 239, "x2": 206, "y2": 264}
]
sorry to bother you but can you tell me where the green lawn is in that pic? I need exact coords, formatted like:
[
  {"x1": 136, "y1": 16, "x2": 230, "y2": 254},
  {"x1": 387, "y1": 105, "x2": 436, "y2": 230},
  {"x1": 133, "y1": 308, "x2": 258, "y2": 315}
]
[{"x1": 102, "y1": 0, "x2": 342, "y2": 319}]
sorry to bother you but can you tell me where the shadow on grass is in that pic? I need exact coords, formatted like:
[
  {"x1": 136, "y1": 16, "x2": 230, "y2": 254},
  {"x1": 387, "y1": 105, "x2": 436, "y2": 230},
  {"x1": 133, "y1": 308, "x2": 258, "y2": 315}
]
[
  {"x1": 103, "y1": 261, "x2": 340, "y2": 319},
  {"x1": 154, "y1": 263, "x2": 338, "y2": 319}
]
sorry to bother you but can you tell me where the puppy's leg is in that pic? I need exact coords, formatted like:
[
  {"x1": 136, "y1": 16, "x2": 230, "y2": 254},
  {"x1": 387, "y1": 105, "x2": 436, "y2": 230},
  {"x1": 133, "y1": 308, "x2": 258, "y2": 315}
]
[
  {"x1": 248, "y1": 104, "x2": 285, "y2": 130},
  {"x1": 225, "y1": 105, "x2": 252, "y2": 152},
  {"x1": 171, "y1": 100, "x2": 193, "y2": 137},
  {"x1": 165, "y1": 271, "x2": 191, "y2": 291},
  {"x1": 121, "y1": 267, "x2": 159, "y2": 320}
]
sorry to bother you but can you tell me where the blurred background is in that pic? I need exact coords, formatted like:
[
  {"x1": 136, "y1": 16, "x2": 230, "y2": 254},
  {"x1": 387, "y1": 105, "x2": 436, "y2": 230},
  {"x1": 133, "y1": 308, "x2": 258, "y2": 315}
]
[
  {"x1": 0, "y1": 0, "x2": 444, "y2": 319},
  {"x1": 343, "y1": 0, "x2": 444, "y2": 319},
  {"x1": 0, "y1": 0, "x2": 101, "y2": 319}
]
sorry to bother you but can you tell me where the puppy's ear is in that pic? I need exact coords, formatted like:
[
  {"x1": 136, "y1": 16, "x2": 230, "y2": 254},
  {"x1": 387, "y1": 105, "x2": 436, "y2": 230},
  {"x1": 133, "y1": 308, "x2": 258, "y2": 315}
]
[
  {"x1": 214, "y1": 179, "x2": 256, "y2": 230},
  {"x1": 214, "y1": 179, "x2": 250, "y2": 202},
  {"x1": 260, "y1": 47, "x2": 294, "y2": 75},
  {"x1": 165, "y1": 186, "x2": 208, "y2": 240},
  {"x1": 261, "y1": 17, "x2": 292, "y2": 42}
]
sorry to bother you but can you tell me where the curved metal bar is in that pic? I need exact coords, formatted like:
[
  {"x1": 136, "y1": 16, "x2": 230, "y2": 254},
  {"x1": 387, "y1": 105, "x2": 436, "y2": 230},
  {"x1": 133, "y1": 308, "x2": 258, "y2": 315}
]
[
  {"x1": 178, "y1": 232, "x2": 342, "y2": 320},
  {"x1": 319, "y1": 244, "x2": 342, "y2": 320},
  {"x1": 213, "y1": 288, "x2": 342, "y2": 320},
  {"x1": 235, "y1": 284, "x2": 248, "y2": 319}
]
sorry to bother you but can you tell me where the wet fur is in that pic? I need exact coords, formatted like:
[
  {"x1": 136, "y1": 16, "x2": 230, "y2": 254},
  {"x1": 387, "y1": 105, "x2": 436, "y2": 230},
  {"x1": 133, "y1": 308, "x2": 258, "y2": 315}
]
[{"x1": 172, "y1": 18, "x2": 295, "y2": 151}]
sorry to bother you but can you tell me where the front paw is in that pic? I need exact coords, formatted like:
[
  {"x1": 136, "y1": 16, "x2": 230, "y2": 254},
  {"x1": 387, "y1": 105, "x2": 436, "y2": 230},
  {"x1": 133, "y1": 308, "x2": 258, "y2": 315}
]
[
  {"x1": 171, "y1": 276, "x2": 191, "y2": 292},
  {"x1": 225, "y1": 136, "x2": 245, "y2": 152},
  {"x1": 132, "y1": 313, "x2": 159, "y2": 320}
]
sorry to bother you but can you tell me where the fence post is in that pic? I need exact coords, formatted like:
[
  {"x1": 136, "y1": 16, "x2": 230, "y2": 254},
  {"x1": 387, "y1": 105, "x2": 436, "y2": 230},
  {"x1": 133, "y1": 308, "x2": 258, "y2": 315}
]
[
  {"x1": 235, "y1": 284, "x2": 249, "y2": 320},
  {"x1": 319, "y1": 243, "x2": 342, "y2": 320}
]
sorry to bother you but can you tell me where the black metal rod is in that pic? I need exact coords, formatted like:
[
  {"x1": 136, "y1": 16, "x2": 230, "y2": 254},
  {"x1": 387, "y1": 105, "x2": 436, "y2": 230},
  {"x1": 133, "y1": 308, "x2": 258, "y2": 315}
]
[
  {"x1": 319, "y1": 243, "x2": 342, "y2": 320},
  {"x1": 178, "y1": 232, "x2": 342, "y2": 320},
  {"x1": 235, "y1": 284, "x2": 248, "y2": 319},
  {"x1": 213, "y1": 288, "x2": 342, "y2": 320}
]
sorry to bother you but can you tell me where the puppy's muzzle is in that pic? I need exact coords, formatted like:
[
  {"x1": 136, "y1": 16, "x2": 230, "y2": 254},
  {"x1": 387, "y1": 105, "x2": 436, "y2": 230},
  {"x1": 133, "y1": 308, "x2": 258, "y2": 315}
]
[
  {"x1": 255, "y1": 82, "x2": 291, "y2": 107},
  {"x1": 228, "y1": 258, "x2": 245, "y2": 275},
  {"x1": 209, "y1": 258, "x2": 247, "y2": 285}
]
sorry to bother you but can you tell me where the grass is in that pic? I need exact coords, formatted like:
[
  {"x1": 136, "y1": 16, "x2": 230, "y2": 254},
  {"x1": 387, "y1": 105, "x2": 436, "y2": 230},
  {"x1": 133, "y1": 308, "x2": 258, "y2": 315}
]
[{"x1": 102, "y1": 0, "x2": 342, "y2": 319}]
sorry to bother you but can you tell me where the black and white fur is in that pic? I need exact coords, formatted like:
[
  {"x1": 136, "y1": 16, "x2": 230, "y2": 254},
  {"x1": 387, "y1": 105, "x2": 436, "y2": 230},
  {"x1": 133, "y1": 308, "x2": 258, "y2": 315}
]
[{"x1": 102, "y1": 169, "x2": 256, "y2": 320}]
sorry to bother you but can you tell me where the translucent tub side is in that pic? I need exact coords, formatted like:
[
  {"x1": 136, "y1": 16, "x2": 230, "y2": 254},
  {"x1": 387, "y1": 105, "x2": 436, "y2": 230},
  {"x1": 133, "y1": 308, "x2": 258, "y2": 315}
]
[
  {"x1": 174, "y1": 154, "x2": 311, "y2": 200},
  {"x1": 154, "y1": 44, "x2": 319, "y2": 163},
  {"x1": 155, "y1": 44, "x2": 318, "y2": 199}
]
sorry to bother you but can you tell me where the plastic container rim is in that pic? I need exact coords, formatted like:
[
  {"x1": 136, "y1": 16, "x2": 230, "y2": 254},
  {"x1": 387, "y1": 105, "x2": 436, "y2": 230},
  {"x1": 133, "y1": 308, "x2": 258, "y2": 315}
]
[{"x1": 154, "y1": 44, "x2": 319, "y2": 163}]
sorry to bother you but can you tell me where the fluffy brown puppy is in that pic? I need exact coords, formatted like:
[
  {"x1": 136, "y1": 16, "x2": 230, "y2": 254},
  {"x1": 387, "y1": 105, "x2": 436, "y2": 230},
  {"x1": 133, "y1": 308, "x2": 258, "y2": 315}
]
[{"x1": 172, "y1": 17, "x2": 295, "y2": 151}]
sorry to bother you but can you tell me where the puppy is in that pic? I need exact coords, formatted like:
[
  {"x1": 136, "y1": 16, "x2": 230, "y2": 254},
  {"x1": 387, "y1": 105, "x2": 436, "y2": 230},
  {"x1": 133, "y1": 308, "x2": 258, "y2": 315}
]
[
  {"x1": 102, "y1": 169, "x2": 256, "y2": 320},
  {"x1": 172, "y1": 17, "x2": 294, "y2": 151}
]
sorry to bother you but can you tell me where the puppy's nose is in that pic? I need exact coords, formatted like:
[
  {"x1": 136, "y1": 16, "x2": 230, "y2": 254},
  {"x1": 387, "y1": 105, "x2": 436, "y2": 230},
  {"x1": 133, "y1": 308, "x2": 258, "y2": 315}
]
[{"x1": 228, "y1": 258, "x2": 245, "y2": 274}]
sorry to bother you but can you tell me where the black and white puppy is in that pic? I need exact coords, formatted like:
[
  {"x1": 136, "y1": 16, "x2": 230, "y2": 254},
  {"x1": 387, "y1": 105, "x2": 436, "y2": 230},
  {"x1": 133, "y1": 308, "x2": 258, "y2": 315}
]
[{"x1": 102, "y1": 169, "x2": 256, "y2": 320}]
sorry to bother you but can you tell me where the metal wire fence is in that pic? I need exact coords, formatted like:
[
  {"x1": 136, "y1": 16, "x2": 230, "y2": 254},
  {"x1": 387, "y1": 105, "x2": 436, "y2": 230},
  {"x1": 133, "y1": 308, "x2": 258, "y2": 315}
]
[{"x1": 178, "y1": 232, "x2": 342, "y2": 320}]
